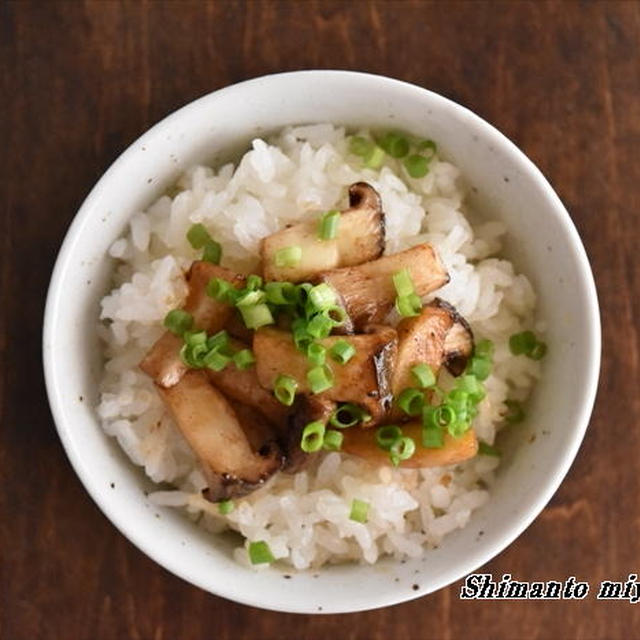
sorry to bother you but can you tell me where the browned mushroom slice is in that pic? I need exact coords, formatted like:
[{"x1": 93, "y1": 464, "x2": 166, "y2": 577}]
[
  {"x1": 253, "y1": 326, "x2": 397, "y2": 423},
  {"x1": 283, "y1": 396, "x2": 336, "y2": 474},
  {"x1": 441, "y1": 303, "x2": 474, "y2": 376},
  {"x1": 205, "y1": 339, "x2": 289, "y2": 429},
  {"x1": 158, "y1": 370, "x2": 282, "y2": 501},
  {"x1": 342, "y1": 421, "x2": 478, "y2": 468},
  {"x1": 262, "y1": 182, "x2": 385, "y2": 282},
  {"x1": 140, "y1": 261, "x2": 245, "y2": 388},
  {"x1": 315, "y1": 243, "x2": 449, "y2": 330}
]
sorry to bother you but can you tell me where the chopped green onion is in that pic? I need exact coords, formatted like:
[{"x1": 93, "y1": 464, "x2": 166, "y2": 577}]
[
  {"x1": 509, "y1": 330, "x2": 537, "y2": 355},
  {"x1": 474, "y1": 339, "x2": 494, "y2": 359},
  {"x1": 392, "y1": 268, "x2": 415, "y2": 297},
  {"x1": 395, "y1": 294, "x2": 421, "y2": 317},
  {"x1": 435, "y1": 405, "x2": 457, "y2": 428},
  {"x1": 323, "y1": 429, "x2": 344, "y2": 451},
  {"x1": 416, "y1": 139, "x2": 437, "y2": 158},
  {"x1": 422, "y1": 423, "x2": 444, "y2": 448},
  {"x1": 478, "y1": 441, "x2": 501, "y2": 457},
  {"x1": 184, "y1": 330, "x2": 207, "y2": 346},
  {"x1": 504, "y1": 399, "x2": 525, "y2": 424},
  {"x1": 457, "y1": 374, "x2": 486, "y2": 402},
  {"x1": 307, "y1": 364, "x2": 334, "y2": 394},
  {"x1": 329, "y1": 339, "x2": 356, "y2": 365},
  {"x1": 239, "y1": 303, "x2": 274, "y2": 330},
  {"x1": 529, "y1": 341, "x2": 547, "y2": 360},
  {"x1": 186, "y1": 223, "x2": 211, "y2": 249},
  {"x1": 248, "y1": 540, "x2": 274, "y2": 565},
  {"x1": 390, "y1": 436, "x2": 416, "y2": 466},
  {"x1": 246, "y1": 274, "x2": 263, "y2": 291},
  {"x1": 411, "y1": 363, "x2": 436, "y2": 388},
  {"x1": 218, "y1": 499, "x2": 234, "y2": 515},
  {"x1": 396, "y1": 388, "x2": 425, "y2": 416},
  {"x1": 330, "y1": 404, "x2": 370, "y2": 428},
  {"x1": 295, "y1": 283, "x2": 313, "y2": 306},
  {"x1": 206, "y1": 330, "x2": 229, "y2": 351},
  {"x1": 300, "y1": 420, "x2": 325, "y2": 452},
  {"x1": 363, "y1": 145, "x2": 385, "y2": 169},
  {"x1": 206, "y1": 277, "x2": 235, "y2": 303},
  {"x1": 318, "y1": 210, "x2": 341, "y2": 240},
  {"x1": 308, "y1": 283, "x2": 337, "y2": 311},
  {"x1": 375, "y1": 425, "x2": 402, "y2": 450},
  {"x1": 179, "y1": 343, "x2": 204, "y2": 368},
  {"x1": 274, "y1": 374, "x2": 298, "y2": 406},
  {"x1": 349, "y1": 136, "x2": 374, "y2": 157},
  {"x1": 307, "y1": 342, "x2": 326, "y2": 366},
  {"x1": 203, "y1": 348, "x2": 231, "y2": 372},
  {"x1": 163, "y1": 309, "x2": 193, "y2": 336},
  {"x1": 264, "y1": 281, "x2": 297, "y2": 305},
  {"x1": 202, "y1": 240, "x2": 222, "y2": 265},
  {"x1": 321, "y1": 305, "x2": 348, "y2": 327},
  {"x1": 447, "y1": 389, "x2": 469, "y2": 412},
  {"x1": 233, "y1": 349, "x2": 255, "y2": 370},
  {"x1": 378, "y1": 132, "x2": 410, "y2": 158},
  {"x1": 349, "y1": 499, "x2": 370, "y2": 523},
  {"x1": 275, "y1": 245, "x2": 302, "y2": 268},
  {"x1": 306, "y1": 313, "x2": 333, "y2": 339},
  {"x1": 468, "y1": 355, "x2": 491, "y2": 381},
  {"x1": 235, "y1": 289, "x2": 266, "y2": 307},
  {"x1": 292, "y1": 322, "x2": 313, "y2": 351},
  {"x1": 404, "y1": 154, "x2": 430, "y2": 179}
]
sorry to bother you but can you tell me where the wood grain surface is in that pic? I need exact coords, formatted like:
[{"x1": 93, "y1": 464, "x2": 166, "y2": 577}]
[{"x1": 1, "y1": 1, "x2": 638, "y2": 638}]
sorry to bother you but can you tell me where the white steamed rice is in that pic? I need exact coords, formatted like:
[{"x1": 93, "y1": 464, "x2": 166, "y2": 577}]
[{"x1": 97, "y1": 124, "x2": 542, "y2": 570}]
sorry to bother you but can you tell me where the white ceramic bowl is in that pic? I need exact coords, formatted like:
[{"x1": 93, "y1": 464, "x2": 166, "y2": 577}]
[{"x1": 43, "y1": 71, "x2": 600, "y2": 613}]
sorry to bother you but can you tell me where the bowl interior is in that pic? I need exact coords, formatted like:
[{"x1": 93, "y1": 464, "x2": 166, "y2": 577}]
[{"x1": 43, "y1": 71, "x2": 600, "y2": 613}]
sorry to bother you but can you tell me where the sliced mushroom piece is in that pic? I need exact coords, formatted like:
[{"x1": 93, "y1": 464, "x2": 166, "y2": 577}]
[
  {"x1": 283, "y1": 396, "x2": 336, "y2": 474},
  {"x1": 315, "y1": 243, "x2": 449, "y2": 330},
  {"x1": 262, "y1": 182, "x2": 385, "y2": 282},
  {"x1": 253, "y1": 326, "x2": 397, "y2": 423},
  {"x1": 205, "y1": 339, "x2": 290, "y2": 429},
  {"x1": 158, "y1": 370, "x2": 282, "y2": 501},
  {"x1": 440, "y1": 301, "x2": 474, "y2": 376},
  {"x1": 342, "y1": 421, "x2": 478, "y2": 468},
  {"x1": 140, "y1": 261, "x2": 245, "y2": 388}
]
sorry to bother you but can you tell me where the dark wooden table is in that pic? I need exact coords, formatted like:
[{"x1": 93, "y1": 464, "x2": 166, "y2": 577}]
[{"x1": 2, "y1": 1, "x2": 638, "y2": 638}]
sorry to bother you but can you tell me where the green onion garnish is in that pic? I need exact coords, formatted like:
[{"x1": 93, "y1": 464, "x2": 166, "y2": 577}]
[
  {"x1": 206, "y1": 277, "x2": 235, "y2": 303},
  {"x1": 321, "y1": 305, "x2": 348, "y2": 327},
  {"x1": 323, "y1": 429, "x2": 344, "y2": 451},
  {"x1": 308, "y1": 283, "x2": 337, "y2": 311},
  {"x1": 202, "y1": 240, "x2": 222, "y2": 265},
  {"x1": 307, "y1": 364, "x2": 334, "y2": 394},
  {"x1": 474, "y1": 339, "x2": 494, "y2": 359},
  {"x1": 392, "y1": 268, "x2": 415, "y2": 298},
  {"x1": 206, "y1": 330, "x2": 229, "y2": 351},
  {"x1": 202, "y1": 348, "x2": 231, "y2": 372},
  {"x1": 300, "y1": 420, "x2": 325, "y2": 452},
  {"x1": 329, "y1": 404, "x2": 370, "y2": 429},
  {"x1": 235, "y1": 289, "x2": 266, "y2": 307},
  {"x1": 375, "y1": 425, "x2": 402, "y2": 450},
  {"x1": 478, "y1": 441, "x2": 501, "y2": 457},
  {"x1": 457, "y1": 374, "x2": 486, "y2": 402},
  {"x1": 416, "y1": 139, "x2": 437, "y2": 158},
  {"x1": 467, "y1": 356, "x2": 491, "y2": 381},
  {"x1": 390, "y1": 436, "x2": 416, "y2": 466},
  {"x1": 395, "y1": 294, "x2": 421, "y2": 317},
  {"x1": 329, "y1": 339, "x2": 356, "y2": 365},
  {"x1": 218, "y1": 499, "x2": 234, "y2": 515},
  {"x1": 292, "y1": 321, "x2": 313, "y2": 352},
  {"x1": 411, "y1": 363, "x2": 436, "y2": 388},
  {"x1": 184, "y1": 330, "x2": 207, "y2": 346},
  {"x1": 504, "y1": 399, "x2": 525, "y2": 424},
  {"x1": 318, "y1": 210, "x2": 341, "y2": 241},
  {"x1": 275, "y1": 245, "x2": 302, "y2": 268},
  {"x1": 422, "y1": 423, "x2": 444, "y2": 448},
  {"x1": 233, "y1": 349, "x2": 255, "y2": 370},
  {"x1": 186, "y1": 223, "x2": 211, "y2": 249},
  {"x1": 349, "y1": 136, "x2": 374, "y2": 157},
  {"x1": 274, "y1": 374, "x2": 298, "y2": 406},
  {"x1": 306, "y1": 313, "x2": 333, "y2": 339},
  {"x1": 396, "y1": 388, "x2": 425, "y2": 417},
  {"x1": 295, "y1": 283, "x2": 313, "y2": 306},
  {"x1": 238, "y1": 303, "x2": 274, "y2": 330},
  {"x1": 163, "y1": 309, "x2": 194, "y2": 336},
  {"x1": 306, "y1": 342, "x2": 326, "y2": 366},
  {"x1": 435, "y1": 404, "x2": 456, "y2": 428},
  {"x1": 264, "y1": 281, "x2": 297, "y2": 305},
  {"x1": 529, "y1": 342, "x2": 547, "y2": 360},
  {"x1": 403, "y1": 154, "x2": 430, "y2": 179},
  {"x1": 246, "y1": 274, "x2": 263, "y2": 291},
  {"x1": 378, "y1": 132, "x2": 410, "y2": 158},
  {"x1": 248, "y1": 540, "x2": 275, "y2": 565},
  {"x1": 509, "y1": 330, "x2": 537, "y2": 355},
  {"x1": 363, "y1": 145, "x2": 385, "y2": 169},
  {"x1": 349, "y1": 499, "x2": 370, "y2": 523}
]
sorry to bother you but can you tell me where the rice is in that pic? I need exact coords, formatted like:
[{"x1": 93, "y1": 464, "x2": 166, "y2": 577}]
[{"x1": 97, "y1": 124, "x2": 541, "y2": 569}]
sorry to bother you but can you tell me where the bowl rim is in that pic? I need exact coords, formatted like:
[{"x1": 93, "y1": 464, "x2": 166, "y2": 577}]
[{"x1": 43, "y1": 70, "x2": 601, "y2": 613}]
